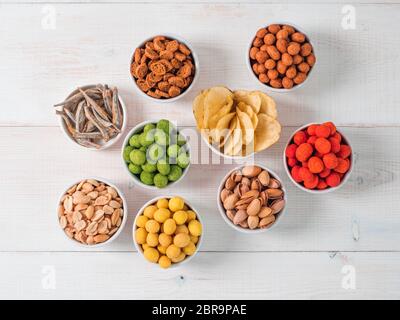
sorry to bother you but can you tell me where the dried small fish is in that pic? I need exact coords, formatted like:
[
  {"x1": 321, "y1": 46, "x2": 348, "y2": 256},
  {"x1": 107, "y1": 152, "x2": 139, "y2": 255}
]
[
  {"x1": 56, "y1": 110, "x2": 76, "y2": 136},
  {"x1": 79, "y1": 88, "x2": 110, "y2": 122},
  {"x1": 75, "y1": 100, "x2": 86, "y2": 133},
  {"x1": 53, "y1": 88, "x2": 101, "y2": 108},
  {"x1": 76, "y1": 138, "x2": 101, "y2": 149},
  {"x1": 84, "y1": 106, "x2": 110, "y2": 141},
  {"x1": 55, "y1": 84, "x2": 124, "y2": 149},
  {"x1": 74, "y1": 132, "x2": 103, "y2": 139},
  {"x1": 103, "y1": 85, "x2": 113, "y2": 115},
  {"x1": 112, "y1": 87, "x2": 122, "y2": 129},
  {"x1": 92, "y1": 106, "x2": 115, "y2": 129},
  {"x1": 64, "y1": 108, "x2": 76, "y2": 126},
  {"x1": 85, "y1": 121, "x2": 97, "y2": 133}
]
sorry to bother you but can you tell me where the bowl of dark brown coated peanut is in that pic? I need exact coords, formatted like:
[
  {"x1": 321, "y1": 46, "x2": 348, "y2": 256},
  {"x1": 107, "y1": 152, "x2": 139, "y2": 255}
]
[
  {"x1": 130, "y1": 34, "x2": 199, "y2": 102},
  {"x1": 247, "y1": 23, "x2": 316, "y2": 91}
]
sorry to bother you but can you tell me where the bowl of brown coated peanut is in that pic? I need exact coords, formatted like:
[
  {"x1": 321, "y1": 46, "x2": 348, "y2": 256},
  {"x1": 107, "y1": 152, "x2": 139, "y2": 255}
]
[
  {"x1": 247, "y1": 23, "x2": 316, "y2": 91},
  {"x1": 130, "y1": 34, "x2": 199, "y2": 102}
]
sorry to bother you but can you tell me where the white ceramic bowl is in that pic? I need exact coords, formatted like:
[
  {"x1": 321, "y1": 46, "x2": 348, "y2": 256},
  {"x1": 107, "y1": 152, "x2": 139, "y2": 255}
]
[
  {"x1": 201, "y1": 133, "x2": 255, "y2": 162},
  {"x1": 56, "y1": 177, "x2": 128, "y2": 247},
  {"x1": 283, "y1": 123, "x2": 354, "y2": 194},
  {"x1": 58, "y1": 84, "x2": 127, "y2": 151},
  {"x1": 217, "y1": 164, "x2": 287, "y2": 234},
  {"x1": 121, "y1": 120, "x2": 191, "y2": 190},
  {"x1": 246, "y1": 22, "x2": 317, "y2": 93},
  {"x1": 133, "y1": 195, "x2": 204, "y2": 268},
  {"x1": 130, "y1": 34, "x2": 199, "y2": 103}
]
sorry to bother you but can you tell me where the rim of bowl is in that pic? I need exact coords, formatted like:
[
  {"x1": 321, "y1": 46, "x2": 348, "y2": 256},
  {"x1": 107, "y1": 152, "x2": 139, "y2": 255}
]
[
  {"x1": 56, "y1": 177, "x2": 128, "y2": 248},
  {"x1": 200, "y1": 133, "x2": 255, "y2": 161},
  {"x1": 132, "y1": 195, "x2": 204, "y2": 268},
  {"x1": 129, "y1": 33, "x2": 199, "y2": 103},
  {"x1": 283, "y1": 123, "x2": 354, "y2": 194},
  {"x1": 217, "y1": 163, "x2": 288, "y2": 234},
  {"x1": 246, "y1": 21, "x2": 317, "y2": 93},
  {"x1": 121, "y1": 120, "x2": 191, "y2": 190},
  {"x1": 58, "y1": 84, "x2": 127, "y2": 151}
]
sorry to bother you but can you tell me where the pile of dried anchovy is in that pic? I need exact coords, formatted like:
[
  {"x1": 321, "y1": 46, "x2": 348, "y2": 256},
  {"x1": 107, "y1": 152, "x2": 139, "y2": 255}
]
[{"x1": 54, "y1": 84, "x2": 123, "y2": 149}]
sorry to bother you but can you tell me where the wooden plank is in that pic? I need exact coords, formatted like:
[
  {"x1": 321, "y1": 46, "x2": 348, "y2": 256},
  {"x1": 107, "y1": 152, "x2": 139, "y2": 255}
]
[
  {"x1": 0, "y1": 3, "x2": 400, "y2": 126},
  {"x1": 0, "y1": 126, "x2": 399, "y2": 252},
  {"x1": 1, "y1": 251, "x2": 399, "y2": 299}
]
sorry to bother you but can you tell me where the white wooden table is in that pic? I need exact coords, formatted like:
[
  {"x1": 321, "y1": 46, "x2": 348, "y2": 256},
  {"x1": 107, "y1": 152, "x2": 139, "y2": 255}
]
[{"x1": 1, "y1": 0, "x2": 399, "y2": 300}]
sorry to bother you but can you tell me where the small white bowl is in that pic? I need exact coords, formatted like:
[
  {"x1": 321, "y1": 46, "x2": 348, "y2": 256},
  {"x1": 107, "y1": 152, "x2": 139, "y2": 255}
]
[
  {"x1": 121, "y1": 120, "x2": 191, "y2": 190},
  {"x1": 133, "y1": 195, "x2": 204, "y2": 268},
  {"x1": 246, "y1": 22, "x2": 317, "y2": 93},
  {"x1": 130, "y1": 34, "x2": 199, "y2": 103},
  {"x1": 217, "y1": 164, "x2": 287, "y2": 234},
  {"x1": 56, "y1": 177, "x2": 128, "y2": 247},
  {"x1": 201, "y1": 133, "x2": 255, "y2": 162},
  {"x1": 283, "y1": 123, "x2": 354, "y2": 194},
  {"x1": 58, "y1": 84, "x2": 127, "y2": 151}
]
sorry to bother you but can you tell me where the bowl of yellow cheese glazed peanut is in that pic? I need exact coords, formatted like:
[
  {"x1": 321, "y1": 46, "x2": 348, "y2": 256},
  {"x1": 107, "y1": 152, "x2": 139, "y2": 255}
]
[{"x1": 133, "y1": 196, "x2": 203, "y2": 269}]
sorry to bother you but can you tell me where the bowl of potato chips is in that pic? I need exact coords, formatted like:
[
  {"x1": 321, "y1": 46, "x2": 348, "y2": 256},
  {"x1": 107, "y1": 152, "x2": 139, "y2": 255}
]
[{"x1": 192, "y1": 86, "x2": 281, "y2": 158}]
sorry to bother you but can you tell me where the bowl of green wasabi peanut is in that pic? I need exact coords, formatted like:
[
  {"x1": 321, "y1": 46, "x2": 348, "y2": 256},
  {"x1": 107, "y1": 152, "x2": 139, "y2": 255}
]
[{"x1": 121, "y1": 119, "x2": 191, "y2": 189}]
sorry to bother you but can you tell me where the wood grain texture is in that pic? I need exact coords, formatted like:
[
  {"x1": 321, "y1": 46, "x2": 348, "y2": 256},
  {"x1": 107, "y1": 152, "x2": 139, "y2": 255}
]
[
  {"x1": 1, "y1": 1, "x2": 399, "y2": 300},
  {"x1": 0, "y1": 3, "x2": 400, "y2": 126},
  {"x1": 1, "y1": 251, "x2": 399, "y2": 299},
  {"x1": 1, "y1": 126, "x2": 398, "y2": 252}
]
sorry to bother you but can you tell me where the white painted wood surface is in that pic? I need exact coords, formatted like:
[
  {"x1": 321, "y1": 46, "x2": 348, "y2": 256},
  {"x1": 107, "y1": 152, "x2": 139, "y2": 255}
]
[{"x1": 1, "y1": 0, "x2": 399, "y2": 299}]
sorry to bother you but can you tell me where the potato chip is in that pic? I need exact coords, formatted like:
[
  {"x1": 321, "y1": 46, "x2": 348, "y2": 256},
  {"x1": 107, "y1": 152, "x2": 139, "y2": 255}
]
[
  {"x1": 254, "y1": 113, "x2": 281, "y2": 152},
  {"x1": 237, "y1": 109, "x2": 254, "y2": 145},
  {"x1": 255, "y1": 91, "x2": 277, "y2": 119},
  {"x1": 212, "y1": 112, "x2": 236, "y2": 144},
  {"x1": 204, "y1": 87, "x2": 233, "y2": 128},
  {"x1": 193, "y1": 90, "x2": 207, "y2": 129},
  {"x1": 193, "y1": 86, "x2": 280, "y2": 157},
  {"x1": 208, "y1": 96, "x2": 233, "y2": 129},
  {"x1": 237, "y1": 102, "x2": 258, "y2": 129},
  {"x1": 223, "y1": 116, "x2": 242, "y2": 156},
  {"x1": 233, "y1": 90, "x2": 261, "y2": 114}
]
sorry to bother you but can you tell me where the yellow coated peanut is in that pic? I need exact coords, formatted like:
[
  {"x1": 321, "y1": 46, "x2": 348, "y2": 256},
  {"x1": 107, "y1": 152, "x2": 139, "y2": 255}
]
[
  {"x1": 188, "y1": 220, "x2": 202, "y2": 237},
  {"x1": 145, "y1": 219, "x2": 160, "y2": 233},
  {"x1": 187, "y1": 210, "x2": 197, "y2": 222},
  {"x1": 143, "y1": 205, "x2": 157, "y2": 219},
  {"x1": 144, "y1": 248, "x2": 159, "y2": 263},
  {"x1": 159, "y1": 233, "x2": 172, "y2": 247},
  {"x1": 146, "y1": 233, "x2": 159, "y2": 247},
  {"x1": 158, "y1": 255, "x2": 171, "y2": 269},
  {"x1": 135, "y1": 227, "x2": 148, "y2": 245},
  {"x1": 174, "y1": 233, "x2": 191, "y2": 248},
  {"x1": 157, "y1": 245, "x2": 167, "y2": 255},
  {"x1": 154, "y1": 208, "x2": 171, "y2": 223},
  {"x1": 173, "y1": 210, "x2": 188, "y2": 225},
  {"x1": 136, "y1": 215, "x2": 148, "y2": 228},
  {"x1": 166, "y1": 244, "x2": 181, "y2": 259},
  {"x1": 169, "y1": 197, "x2": 184, "y2": 212},
  {"x1": 163, "y1": 218, "x2": 177, "y2": 235},
  {"x1": 156, "y1": 198, "x2": 169, "y2": 209},
  {"x1": 176, "y1": 225, "x2": 189, "y2": 234},
  {"x1": 171, "y1": 252, "x2": 186, "y2": 263},
  {"x1": 183, "y1": 242, "x2": 196, "y2": 256}
]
